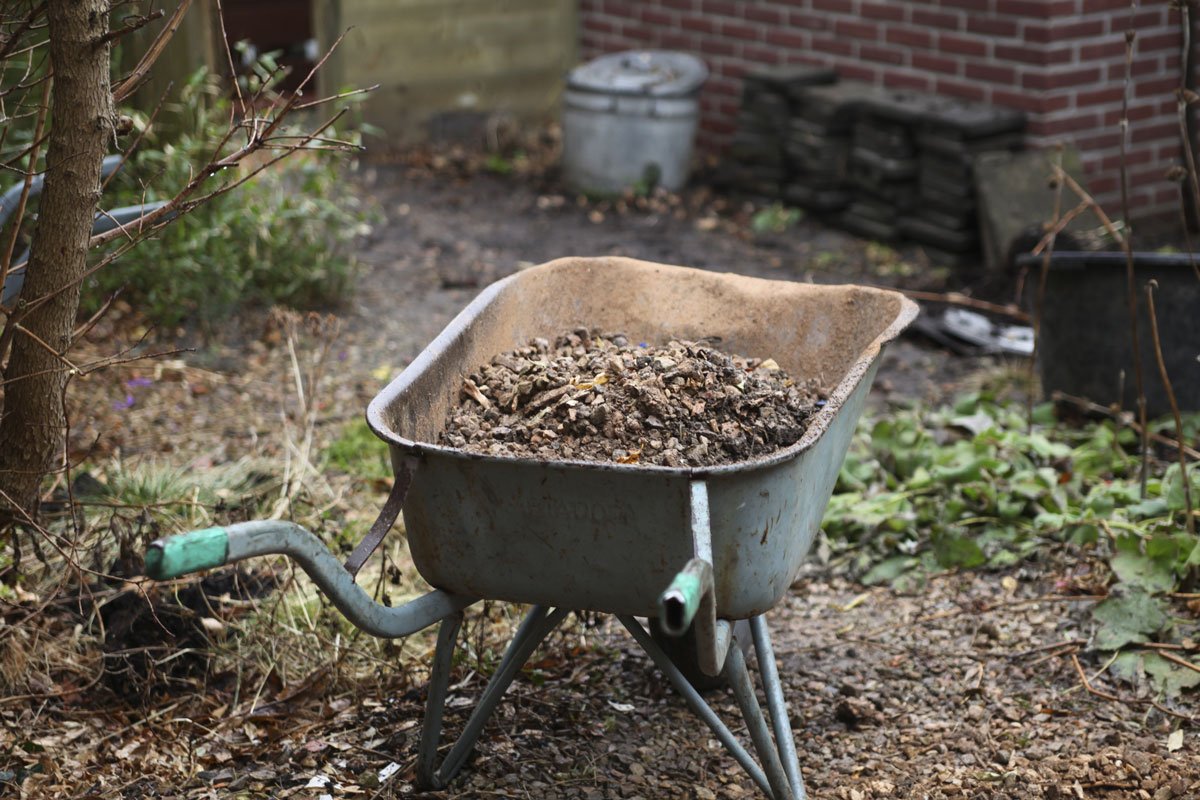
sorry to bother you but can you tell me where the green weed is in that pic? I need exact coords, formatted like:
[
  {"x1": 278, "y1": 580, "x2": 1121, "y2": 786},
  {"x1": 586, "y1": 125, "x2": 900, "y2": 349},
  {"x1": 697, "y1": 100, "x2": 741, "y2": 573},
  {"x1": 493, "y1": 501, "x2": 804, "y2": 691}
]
[{"x1": 823, "y1": 392, "x2": 1200, "y2": 695}]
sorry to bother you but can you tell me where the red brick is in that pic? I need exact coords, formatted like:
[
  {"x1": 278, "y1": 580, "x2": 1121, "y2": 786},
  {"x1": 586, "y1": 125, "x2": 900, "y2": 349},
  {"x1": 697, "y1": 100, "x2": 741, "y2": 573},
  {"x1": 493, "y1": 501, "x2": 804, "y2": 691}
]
[
  {"x1": 706, "y1": 75, "x2": 741, "y2": 97},
  {"x1": 698, "y1": 0, "x2": 741, "y2": 17},
  {"x1": 659, "y1": 30, "x2": 697, "y2": 50},
  {"x1": 966, "y1": 15, "x2": 1020, "y2": 37},
  {"x1": 1033, "y1": 112, "x2": 1103, "y2": 135},
  {"x1": 1138, "y1": 31, "x2": 1182, "y2": 53},
  {"x1": 1079, "y1": 38, "x2": 1128, "y2": 61},
  {"x1": 939, "y1": 32, "x2": 989, "y2": 57},
  {"x1": 859, "y1": 43, "x2": 904, "y2": 65},
  {"x1": 1119, "y1": 9, "x2": 1168, "y2": 33},
  {"x1": 1087, "y1": 175, "x2": 1119, "y2": 196},
  {"x1": 991, "y1": 87, "x2": 1050, "y2": 113},
  {"x1": 965, "y1": 62, "x2": 1018, "y2": 84},
  {"x1": 886, "y1": 26, "x2": 934, "y2": 49},
  {"x1": 934, "y1": 78, "x2": 989, "y2": 102},
  {"x1": 716, "y1": 99, "x2": 740, "y2": 116},
  {"x1": 811, "y1": 0, "x2": 854, "y2": 12},
  {"x1": 911, "y1": 8, "x2": 962, "y2": 30},
  {"x1": 1130, "y1": 120, "x2": 1180, "y2": 143},
  {"x1": 680, "y1": 15, "x2": 720, "y2": 34},
  {"x1": 912, "y1": 51, "x2": 961, "y2": 75},
  {"x1": 1099, "y1": 149, "x2": 1154, "y2": 171},
  {"x1": 601, "y1": 0, "x2": 636, "y2": 16},
  {"x1": 787, "y1": 10, "x2": 831, "y2": 31},
  {"x1": 637, "y1": 6, "x2": 675, "y2": 26},
  {"x1": 742, "y1": 43, "x2": 785, "y2": 63},
  {"x1": 722, "y1": 19, "x2": 761, "y2": 39},
  {"x1": 698, "y1": 36, "x2": 739, "y2": 57},
  {"x1": 765, "y1": 29, "x2": 808, "y2": 49},
  {"x1": 1103, "y1": 102, "x2": 1164, "y2": 125},
  {"x1": 884, "y1": 71, "x2": 933, "y2": 92},
  {"x1": 996, "y1": 0, "x2": 1076, "y2": 16},
  {"x1": 812, "y1": 35, "x2": 854, "y2": 57},
  {"x1": 1086, "y1": 0, "x2": 1136, "y2": 11},
  {"x1": 994, "y1": 42, "x2": 1043, "y2": 64},
  {"x1": 744, "y1": 5, "x2": 785, "y2": 25},
  {"x1": 943, "y1": 0, "x2": 998, "y2": 11},
  {"x1": 1135, "y1": 75, "x2": 1181, "y2": 98},
  {"x1": 1022, "y1": 66, "x2": 1103, "y2": 90},
  {"x1": 1071, "y1": 130, "x2": 1123, "y2": 151},
  {"x1": 661, "y1": 0, "x2": 696, "y2": 10},
  {"x1": 860, "y1": 1, "x2": 906, "y2": 22},
  {"x1": 1023, "y1": 18, "x2": 1104, "y2": 42},
  {"x1": 1075, "y1": 85, "x2": 1127, "y2": 108},
  {"x1": 839, "y1": 62, "x2": 880, "y2": 82},
  {"x1": 834, "y1": 18, "x2": 880, "y2": 40}
]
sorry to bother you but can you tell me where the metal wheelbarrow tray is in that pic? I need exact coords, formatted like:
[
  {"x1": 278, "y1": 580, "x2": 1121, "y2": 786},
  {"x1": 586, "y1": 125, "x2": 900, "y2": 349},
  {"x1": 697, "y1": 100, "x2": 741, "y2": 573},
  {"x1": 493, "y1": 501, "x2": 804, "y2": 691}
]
[{"x1": 147, "y1": 257, "x2": 916, "y2": 800}]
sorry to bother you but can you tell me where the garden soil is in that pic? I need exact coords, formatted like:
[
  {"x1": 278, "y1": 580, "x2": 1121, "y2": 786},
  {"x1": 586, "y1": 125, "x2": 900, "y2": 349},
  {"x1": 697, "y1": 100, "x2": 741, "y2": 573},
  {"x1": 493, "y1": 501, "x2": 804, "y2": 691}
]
[{"x1": 11, "y1": 154, "x2": 1196, "y2": 799}]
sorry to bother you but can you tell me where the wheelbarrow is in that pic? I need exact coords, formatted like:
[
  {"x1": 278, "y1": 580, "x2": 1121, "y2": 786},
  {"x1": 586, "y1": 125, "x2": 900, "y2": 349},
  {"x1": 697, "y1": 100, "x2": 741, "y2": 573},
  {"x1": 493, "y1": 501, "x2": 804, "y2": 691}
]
[{"x1": 146, "y1": 257, "x2": 916, "y2": 799}]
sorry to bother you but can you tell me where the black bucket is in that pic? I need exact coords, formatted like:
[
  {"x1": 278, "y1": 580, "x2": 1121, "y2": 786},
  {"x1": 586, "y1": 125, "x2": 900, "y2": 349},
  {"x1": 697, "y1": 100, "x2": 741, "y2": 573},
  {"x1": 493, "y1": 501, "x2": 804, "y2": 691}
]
[{"x1": 1017, "y1": 251, "x2": 1200, "y2": 418}]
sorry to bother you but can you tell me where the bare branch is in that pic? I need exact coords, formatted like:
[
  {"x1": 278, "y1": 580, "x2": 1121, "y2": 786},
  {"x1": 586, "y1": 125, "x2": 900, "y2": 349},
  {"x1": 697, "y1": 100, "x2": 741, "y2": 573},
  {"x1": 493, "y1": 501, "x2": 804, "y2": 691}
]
[{"x1": 112, "y1": 0, "x2": 194, "y2": 103}]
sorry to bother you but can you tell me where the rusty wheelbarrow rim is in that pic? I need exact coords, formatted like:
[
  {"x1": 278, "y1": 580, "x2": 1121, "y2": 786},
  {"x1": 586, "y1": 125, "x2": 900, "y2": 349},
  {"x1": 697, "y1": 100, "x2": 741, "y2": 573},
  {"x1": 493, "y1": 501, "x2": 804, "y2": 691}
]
[{"x1": 366, "y1": 257, "x2": 918, "y2": 477}]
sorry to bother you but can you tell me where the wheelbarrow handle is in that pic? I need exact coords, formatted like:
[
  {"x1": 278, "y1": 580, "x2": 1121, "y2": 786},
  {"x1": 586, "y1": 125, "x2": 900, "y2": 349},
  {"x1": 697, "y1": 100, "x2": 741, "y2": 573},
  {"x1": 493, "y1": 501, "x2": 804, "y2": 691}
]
[{"x1": 145, "y1": 520, "x2": 476, "y2": 639}]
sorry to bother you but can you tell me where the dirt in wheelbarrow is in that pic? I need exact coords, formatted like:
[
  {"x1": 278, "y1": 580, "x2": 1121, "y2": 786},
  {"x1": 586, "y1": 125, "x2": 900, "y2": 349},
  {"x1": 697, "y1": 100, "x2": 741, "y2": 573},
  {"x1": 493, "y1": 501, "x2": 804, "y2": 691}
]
[{"x1": 440, "y1": 329, "x2": 823, "y2": 467}]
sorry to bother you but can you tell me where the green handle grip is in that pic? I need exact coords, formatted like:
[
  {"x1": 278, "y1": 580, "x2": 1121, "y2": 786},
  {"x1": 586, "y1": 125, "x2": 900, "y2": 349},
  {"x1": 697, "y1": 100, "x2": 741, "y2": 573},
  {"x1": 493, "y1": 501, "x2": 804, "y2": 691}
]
[
  {"x1": 658, "y1": 558, "x2": 708, "y2": 636},
  {"x1": 144, "y1": 527, "x2": 230, "y2": 580}
]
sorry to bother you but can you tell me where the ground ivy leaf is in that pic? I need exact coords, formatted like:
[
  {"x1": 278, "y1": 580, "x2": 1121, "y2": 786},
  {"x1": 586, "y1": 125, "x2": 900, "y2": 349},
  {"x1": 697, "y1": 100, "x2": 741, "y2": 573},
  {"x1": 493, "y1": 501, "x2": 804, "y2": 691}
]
[
  {"x1": 1142, "y1": 652, "x2": 1200, "y2": 697},
  {"x1": 931, "y1": 529, "x2": 986, "y2": 569},
  {"x1": 862, "y1": 555, "x2": 917, "y2": 586},
  {"x1": 1091, "y1": 592, "x2": 1168, "y2": 650},
  {"x1": 1109, "y1": 551, "x2": 1176, "y2": 594}
]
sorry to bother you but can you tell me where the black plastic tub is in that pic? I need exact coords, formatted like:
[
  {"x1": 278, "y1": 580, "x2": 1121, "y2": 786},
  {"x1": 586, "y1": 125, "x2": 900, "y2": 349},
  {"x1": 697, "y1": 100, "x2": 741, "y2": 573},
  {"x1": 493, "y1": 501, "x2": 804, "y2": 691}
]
[{"x1": 1016, "y1": 250, "x2": 1199, "y2": 417}]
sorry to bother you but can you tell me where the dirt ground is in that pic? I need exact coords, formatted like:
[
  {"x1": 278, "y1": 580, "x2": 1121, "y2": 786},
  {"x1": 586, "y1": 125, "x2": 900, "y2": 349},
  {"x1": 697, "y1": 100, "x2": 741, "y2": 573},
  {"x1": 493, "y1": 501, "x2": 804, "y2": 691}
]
[{"x1": 4, "y1": 159, "x2": 1196, "y2": 799}]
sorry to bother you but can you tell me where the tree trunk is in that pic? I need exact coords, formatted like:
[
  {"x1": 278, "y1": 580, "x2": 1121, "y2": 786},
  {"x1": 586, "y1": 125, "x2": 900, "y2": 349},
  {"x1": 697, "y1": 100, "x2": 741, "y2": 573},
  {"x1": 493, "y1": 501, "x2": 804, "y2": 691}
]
[{"x1": 0, "y1": 0, "x2": 113, "y2": 529}]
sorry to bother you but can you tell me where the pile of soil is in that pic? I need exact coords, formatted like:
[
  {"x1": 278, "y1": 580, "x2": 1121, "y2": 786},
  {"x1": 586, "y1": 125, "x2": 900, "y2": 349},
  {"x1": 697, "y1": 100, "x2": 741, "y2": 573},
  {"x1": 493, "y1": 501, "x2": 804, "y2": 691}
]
[{"x1": 439, "y1": 329, "x2": 823, "y2": 467}]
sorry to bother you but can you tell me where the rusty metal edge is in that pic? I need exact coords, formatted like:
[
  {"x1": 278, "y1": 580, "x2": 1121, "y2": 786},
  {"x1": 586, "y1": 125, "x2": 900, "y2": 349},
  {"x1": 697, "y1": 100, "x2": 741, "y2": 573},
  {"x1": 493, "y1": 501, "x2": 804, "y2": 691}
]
[{"x1": 364, "y1": 257, "x2": 918, "y2": 479}]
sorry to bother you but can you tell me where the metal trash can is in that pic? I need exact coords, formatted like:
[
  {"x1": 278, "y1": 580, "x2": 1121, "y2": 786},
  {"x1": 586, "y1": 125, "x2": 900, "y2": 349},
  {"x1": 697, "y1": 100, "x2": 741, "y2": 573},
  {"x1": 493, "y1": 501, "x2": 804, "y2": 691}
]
[{"x1": 562, "y1": 50, "x2": 708, "y2": 194}]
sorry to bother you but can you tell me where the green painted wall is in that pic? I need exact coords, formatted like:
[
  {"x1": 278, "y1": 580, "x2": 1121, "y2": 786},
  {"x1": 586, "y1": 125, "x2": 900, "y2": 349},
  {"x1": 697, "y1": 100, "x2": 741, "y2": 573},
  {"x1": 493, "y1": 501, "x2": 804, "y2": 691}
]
[{"x1": 315, "y1": 0, "x2": 578, "y2": 144}]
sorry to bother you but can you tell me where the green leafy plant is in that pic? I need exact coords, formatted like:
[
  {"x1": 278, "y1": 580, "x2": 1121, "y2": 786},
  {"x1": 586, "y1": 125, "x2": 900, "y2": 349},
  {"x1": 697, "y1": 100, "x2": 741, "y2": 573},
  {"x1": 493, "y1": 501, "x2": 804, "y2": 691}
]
[
  {"x1": 86, "y1": 67, "x2": 374, "y2": 329},
  {"x1": 750, "y1": 203, "x2": 802, "y2": 234},
  {"x1": 823, "y1": 392, "x2": 1200, "y2": 693}
]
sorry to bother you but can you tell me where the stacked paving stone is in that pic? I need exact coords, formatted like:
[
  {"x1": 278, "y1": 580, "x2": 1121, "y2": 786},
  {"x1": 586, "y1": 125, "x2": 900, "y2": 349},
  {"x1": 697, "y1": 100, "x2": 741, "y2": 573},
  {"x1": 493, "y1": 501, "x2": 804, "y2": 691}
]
[
  {"x1": 842, "y1": 88, "x2": 924, "y2": 241},
  {"x1": 899, "y1": 100, "x2": 1026, "y2": 261},
  {"x1": 726, "y1": 65, "x2": 835, "y2": 196},
  {"x1": 727, "y1": 74, "x2": 1026, "y2": 261},
  {"x1": 784, "y1": 81, "x2": 884, "y2": 213}
]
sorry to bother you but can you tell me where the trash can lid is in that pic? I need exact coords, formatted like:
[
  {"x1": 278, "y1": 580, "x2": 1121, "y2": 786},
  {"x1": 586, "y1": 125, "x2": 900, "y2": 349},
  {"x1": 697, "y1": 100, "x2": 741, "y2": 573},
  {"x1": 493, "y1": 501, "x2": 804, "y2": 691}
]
[{"x1": 567, "y1": 50, "x2": 708, "y2": 97}]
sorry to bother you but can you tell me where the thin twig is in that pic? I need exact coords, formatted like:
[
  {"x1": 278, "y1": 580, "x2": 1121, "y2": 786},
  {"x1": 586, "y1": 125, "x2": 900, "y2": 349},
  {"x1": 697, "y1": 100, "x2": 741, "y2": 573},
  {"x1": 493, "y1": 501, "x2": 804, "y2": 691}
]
[
  {"x1": 1069, "y1": 651, "x2": 1120, "y2": 702},
  {"x1": 1143, "y1": 281, "x2": 1195, "y2": 535},
  {"x1": 894, "y1": 289, "x2": 1029, "y2": 322},
  {"x1": 112, "y1": 0, "x2": 194, "y2": 102},
  {"x1": 1052, "y1": 391, "x2": 1200, "y2": 460},
  {"x1": 1118, "y1": 8, "x2": 1150, "y2": 495},
  {"x1": 1155, "y1": 650, "x2": 1200, "y2": 675},
  {"x1": 0, "y1": 77, "x2": 50, "y2": 299}
]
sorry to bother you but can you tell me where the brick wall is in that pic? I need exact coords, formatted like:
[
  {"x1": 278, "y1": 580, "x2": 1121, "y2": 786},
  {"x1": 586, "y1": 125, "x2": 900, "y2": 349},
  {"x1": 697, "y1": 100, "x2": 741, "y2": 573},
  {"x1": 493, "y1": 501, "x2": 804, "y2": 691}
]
[{"x1": 578, "y1": 0, "x2": 1188, "y2": 220}]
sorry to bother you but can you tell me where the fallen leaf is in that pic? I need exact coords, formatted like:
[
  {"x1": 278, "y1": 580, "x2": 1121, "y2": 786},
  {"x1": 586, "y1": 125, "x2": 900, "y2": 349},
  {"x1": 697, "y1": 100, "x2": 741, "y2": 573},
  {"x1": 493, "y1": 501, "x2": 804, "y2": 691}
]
[{"x1": 1167, "y1": 729, "x2": 1184, "y2": 752}]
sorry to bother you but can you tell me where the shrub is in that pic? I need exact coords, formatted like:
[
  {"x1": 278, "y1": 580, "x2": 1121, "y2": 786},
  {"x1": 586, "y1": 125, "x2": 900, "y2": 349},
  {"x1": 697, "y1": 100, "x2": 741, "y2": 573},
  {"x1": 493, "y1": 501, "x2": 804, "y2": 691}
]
[{"x1": 87, "y1": 68, "x2": 372, "y2": 329}]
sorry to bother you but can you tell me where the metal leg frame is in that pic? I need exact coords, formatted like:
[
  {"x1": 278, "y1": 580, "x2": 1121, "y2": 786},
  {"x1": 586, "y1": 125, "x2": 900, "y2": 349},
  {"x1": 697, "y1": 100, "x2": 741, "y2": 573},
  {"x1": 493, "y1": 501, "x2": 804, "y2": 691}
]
[
  {"x1": 619, "y1": 614, "x2": 804, "y2": 800},
  {"x1": 416, "y1": 605, "x2": 570, "y2": 790}
]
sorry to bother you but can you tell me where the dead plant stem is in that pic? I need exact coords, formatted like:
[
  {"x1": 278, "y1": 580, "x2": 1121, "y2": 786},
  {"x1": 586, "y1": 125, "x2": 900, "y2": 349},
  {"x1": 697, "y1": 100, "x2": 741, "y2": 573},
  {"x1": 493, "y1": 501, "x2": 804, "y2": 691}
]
[{"x1": 1143, "y1": 282, "x2": 1194, "y2": 535}]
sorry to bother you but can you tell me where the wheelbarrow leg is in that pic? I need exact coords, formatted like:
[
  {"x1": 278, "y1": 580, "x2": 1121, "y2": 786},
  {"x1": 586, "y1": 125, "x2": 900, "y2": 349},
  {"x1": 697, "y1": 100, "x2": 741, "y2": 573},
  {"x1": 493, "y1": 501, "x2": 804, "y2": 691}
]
[
  {"x1": 416, "y1": 605, "x2": 570, "y2": 790},
  {"x1": 725, "y1": 632, "x2": 795, "y2": 800},
  {"x1": 618, "y1": 615, "x2": 775, "y2": 798},
  {"x1": 416, "y1": 611, "x2": 463, "y2": 789},
  {"x1": 750, "y1": 615, "x2": 805, "y2": 799}
]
